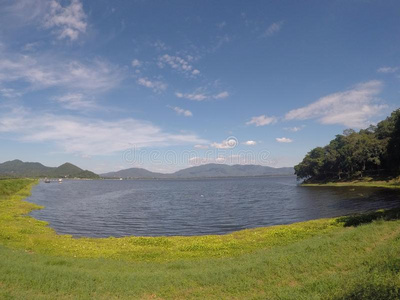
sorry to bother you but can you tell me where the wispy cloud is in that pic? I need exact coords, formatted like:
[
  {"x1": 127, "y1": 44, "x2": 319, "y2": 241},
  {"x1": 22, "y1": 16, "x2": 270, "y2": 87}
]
[
  {"x1": 209, "y1": 34, "x2": 232, "y2": 53},
  {"x1": 176, "y1": 92, "x2": 207, "y2": 101},
  {"x1": 22, "y1": 42, "x2": 40, "y2": 52},
  {"x1": 285, "y1": 80, "x2": 386, "y2": 128},
  {"x1": 53, "y1": 93, "x2": 98, "y2": 111},
  {"x1": 153, "y1": 40, "x2": 169, "y2": 51},
  {"x1": 284, "y1": 125, "x2": 305, "y2": 132},
  {"x1": 246, "y1": 115, "x2": 277, "y2": 127},
  {"x1": 44, "y1": 0, "x2": 87, "y2": 41},
  {"x1": 0, "y1": 105, "x2": 206, "y2": 156},
  {"x1": 377, "y1": 66, "x2": 398, "y2": 73},
  {"x1": 131, "y1": 59, "x2": 141, "y2": 68},
  {"x1": 194, "y1": 144, "x2": 209, "y2": 149},
  {"x1": 276, "y1": 137, "x2": 292, "y2": 143},
  {"x1": 137, "y1": 77, "x2": 167, "y2": 93},
  {"x1": 214, "y1": 91, "x2": 229, "y2": 99},
  {"x1": 158, "y1": 54, "x2": 200, "y2": 77},
  {"x1": 217, "y1": 21, "x2": 226, "y2": 29},
  {"x1": 0, "y1": 88, "x2": 22, "y2": 98},
  {"x1": 170, "y1": 106, "x2": 193, "y2": 117},
  {"x1": 1, "y1": 0, "x2": 49, "y2": 26},
  {"x1": 2, "y1": 0, "x2": 87, "y2": 42},
  {"x1": 0, "y1": 49, "x2": 123, "y2": 92},
  {"x1": 175, "y1": 90, "x2": 229, "y2": 101},
  {"x1": 262, "y1": 21, "x2": 284, "y2": 37}
]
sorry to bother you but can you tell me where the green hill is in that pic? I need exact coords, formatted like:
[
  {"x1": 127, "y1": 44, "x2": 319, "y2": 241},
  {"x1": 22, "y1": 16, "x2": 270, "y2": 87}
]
[{"x1": 0, "y1": 160, "x2": 99, "y2": 179}]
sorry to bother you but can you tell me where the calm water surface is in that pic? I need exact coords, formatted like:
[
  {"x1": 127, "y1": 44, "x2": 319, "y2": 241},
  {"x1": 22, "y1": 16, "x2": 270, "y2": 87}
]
[{"x1": 27, "y1": 176, "x2": 400, "y2": 237}]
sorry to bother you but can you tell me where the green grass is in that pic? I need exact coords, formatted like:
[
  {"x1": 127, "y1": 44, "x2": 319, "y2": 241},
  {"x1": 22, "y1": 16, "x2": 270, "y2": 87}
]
[
  {"x1": 302, "y1": 176, "x2": 400, "y2": 189},
  {"x1": 0, "y1": 179, "x2": 400, "y2": 299}
]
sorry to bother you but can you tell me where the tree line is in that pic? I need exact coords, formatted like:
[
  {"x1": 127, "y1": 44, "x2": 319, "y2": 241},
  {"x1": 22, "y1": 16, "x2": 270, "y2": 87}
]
[{"x1": 295, "y1": 108, "x2": 400, "y2": 181}]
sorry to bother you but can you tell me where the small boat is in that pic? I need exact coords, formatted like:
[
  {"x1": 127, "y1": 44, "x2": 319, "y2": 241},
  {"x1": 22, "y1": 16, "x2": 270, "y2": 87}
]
[
  {"x1": 119, "y1": 178, "x2": 123, "y2": 181},
  {"x1": 44, "y1": 178, "x2": 51, "y2": 183},
  {"x1": 58, "y1": 178, "x2": 63, "y2": 184}
]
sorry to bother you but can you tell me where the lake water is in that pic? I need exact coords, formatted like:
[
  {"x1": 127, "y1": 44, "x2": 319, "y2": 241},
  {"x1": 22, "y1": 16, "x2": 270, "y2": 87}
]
[{"x1": 27, "y1": 176, "x2": 400, "y2": 237}]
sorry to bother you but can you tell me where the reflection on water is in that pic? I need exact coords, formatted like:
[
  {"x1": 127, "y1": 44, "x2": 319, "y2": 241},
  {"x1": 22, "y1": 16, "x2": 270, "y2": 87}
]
[{"x1": 27, "y1": 176, "x2": 400, "y2": 237}]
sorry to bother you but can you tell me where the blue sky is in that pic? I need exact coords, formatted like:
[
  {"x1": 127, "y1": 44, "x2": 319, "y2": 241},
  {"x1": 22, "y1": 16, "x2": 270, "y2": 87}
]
[{"x1": 0, "y1": 0, "x2": 399, "y2": 173}]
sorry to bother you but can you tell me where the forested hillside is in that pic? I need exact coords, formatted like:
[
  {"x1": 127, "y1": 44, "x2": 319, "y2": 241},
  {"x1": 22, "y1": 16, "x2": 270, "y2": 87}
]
[
  {"x1": 0, "y1": 160, "x2": 99, "y2": 179},
  {"x1": 295, "y1": 109, "x2": 400, "y2": 181}
]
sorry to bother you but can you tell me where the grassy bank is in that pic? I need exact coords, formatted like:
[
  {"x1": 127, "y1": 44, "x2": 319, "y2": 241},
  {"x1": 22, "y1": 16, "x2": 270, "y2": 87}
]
[
  {"x1": 1, "y1": 179, "x2": 400, "y2": 299},
  {"x1": 302, "y1": 176, "x2": 400, "y2": 189}
]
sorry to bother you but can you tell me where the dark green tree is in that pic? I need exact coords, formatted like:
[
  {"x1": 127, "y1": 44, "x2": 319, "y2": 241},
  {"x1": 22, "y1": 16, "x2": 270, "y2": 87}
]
[
  {"x1": 387, "y1": 113, "x2": 400, "y2": 174},
  {"x1": 294, "y1": 108, "x2": 399, "y2": 181}
]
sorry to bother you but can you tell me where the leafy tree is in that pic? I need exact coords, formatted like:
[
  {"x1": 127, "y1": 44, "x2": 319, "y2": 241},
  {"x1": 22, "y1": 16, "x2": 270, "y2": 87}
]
[
  {"x1": 387, "y1": 112, "x2": 400, "y2": 174},
  {"x1": 294, "y1": 108, "x2": 399, "y2": 181}
]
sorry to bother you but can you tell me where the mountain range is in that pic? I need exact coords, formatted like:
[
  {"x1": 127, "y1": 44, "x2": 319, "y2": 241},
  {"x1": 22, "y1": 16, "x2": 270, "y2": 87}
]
[
  {"x1": 101, "y1": 163, "x2": 294, "y2": 179},
  {"x1": 0, "y1": 160, "x2": 99, "y2": 179},
  {"x1": 0, "y1": 160, "x2": 294, "y2": 179}
]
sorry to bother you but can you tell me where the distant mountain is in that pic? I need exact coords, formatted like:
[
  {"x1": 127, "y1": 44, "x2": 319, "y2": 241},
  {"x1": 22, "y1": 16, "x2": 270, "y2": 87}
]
[
  {"x1": 101, "y1": 167, "x2": 165, "y2": 179},
  {"x1": 0, "y1": 160, "x2": 99, "y2": 179},
  {"x1": 101, "y1": 164, "x2": 294, "y2": 179},
  {"x1": 172, "y1": 164, "x2": 294, "y2": 178}
]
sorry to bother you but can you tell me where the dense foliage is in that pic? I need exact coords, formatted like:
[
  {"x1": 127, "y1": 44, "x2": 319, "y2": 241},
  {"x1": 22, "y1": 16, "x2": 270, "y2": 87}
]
[{"x1": 295, "y1": 109, "x2": 400, "y2": 180}]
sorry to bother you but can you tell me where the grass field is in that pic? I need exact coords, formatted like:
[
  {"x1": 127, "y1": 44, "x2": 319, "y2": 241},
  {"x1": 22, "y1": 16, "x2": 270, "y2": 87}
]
[{"x1": 0, "y1": 179, "x2": 400, "y2": 299}]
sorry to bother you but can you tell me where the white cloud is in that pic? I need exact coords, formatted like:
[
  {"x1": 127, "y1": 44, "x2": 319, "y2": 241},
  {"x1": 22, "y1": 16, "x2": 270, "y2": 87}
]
[
  {"x1": 22, "y1": 42, "x2": 39, "y2": 52},
  {"x1": 209, "y1": 34, "x2": 232, "y2": 53},
  {"x1": 131, "y1": 59, "x2": 141, "y2": 68},
  {"x1": 214, "y1": 91, "x2": 229, "y2": 99},
  {"x1": 246, "y1": 115, "x2": 277, "y2": 127},
  {"x1": 44, "y1": 0, "x2": 87, "y2": 41},
  {"x1": 243, "y1": 140, "x2": 257, "y2": 146},
  {"x1": 53, "y1": 93, "x2": 98, "y2": 110},
  {"x1": 194, "y1": 144, "x2": 209, "y2": 149},
  {"x1": 158, "y1": 54, "x2": 200, "y2": 77},
  {"x1": 263, "y1": 21, "x2": 284, "y2": 37},
  {"x1": 276, "y1": 137, "x2": 293, "y2": 143},
  {"x1": 217, "y1": 21, "x2": 226, "y2": 29},
  {"x1": 176, "y1": 92, "x2": 207, "y2": 101},
  {"x1": 188, "y1": 156, "x2": 212, "y2": 165},
  {"x1": 153, "y1": 40, "x2": 169, "y2": 51},
  {"x1": 211, "y1": 138, "x2": 238, "y2": 149},
  {"x1": 0, "y1": 50, "x2": 123, "y2": 92},
  {"x1": 377, "y1": 66, "x2": 398, "y2": 73},
  {"x1": 0, "y1": 105, "x2": 207, "y2": 156},
  {"x1": 188, "y1": 156, "x2": 225, "y2": 165},
  {"x1": 0, "y1": 88, "x2": 22, "y2": 98},
  {"x1": 175, "y1": 90, "x2": 229, "y2": 101},
  {"x1": 137, "y1": 77, "x2": 167, "y2": 93},
  {"x1": 285, "y1": 80, "x2": 386, "y2": 128},
  {"x1": 284, "y1": 125, "x2": 305, "y2": 132},
  {"x1": 171, "y1": 106, "x2": 193, "y2": 117}
]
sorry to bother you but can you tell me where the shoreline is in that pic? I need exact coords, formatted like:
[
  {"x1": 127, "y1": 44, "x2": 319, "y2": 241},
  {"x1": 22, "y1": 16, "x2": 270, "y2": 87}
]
[
  {"x1": 301, "y1": 178, "x2": 400, "y2": 189},
  {"x1": 0, "y1": 179, "x2": 341, "y2": 261},
  {"x1": 1, "y1": 179, "x2": 400, "y2": 298},
  {"x1": 0, "y1": 178, "x2": 397, "y2": 260}
]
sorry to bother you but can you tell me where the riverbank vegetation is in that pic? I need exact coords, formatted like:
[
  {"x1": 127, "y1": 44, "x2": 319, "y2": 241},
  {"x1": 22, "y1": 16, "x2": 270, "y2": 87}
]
[
  {"x1": 1, "y1": 179, "x2": 400, "y2": 299},
  {"x1": 302, "y1": 176, "x2": 400, "y2": 189},
  {"x1": 295, "y1": 108, "x2": 400, "y2": 183}
]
